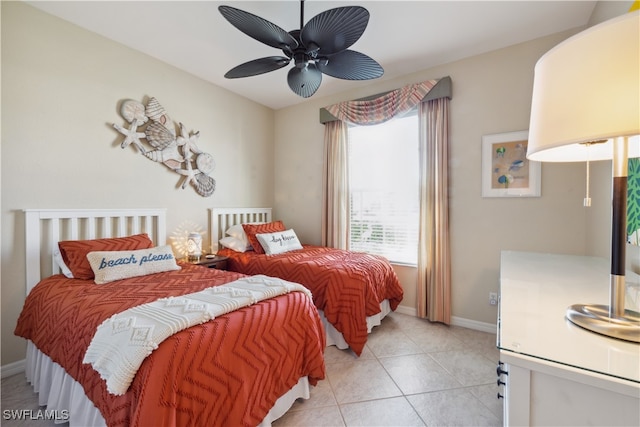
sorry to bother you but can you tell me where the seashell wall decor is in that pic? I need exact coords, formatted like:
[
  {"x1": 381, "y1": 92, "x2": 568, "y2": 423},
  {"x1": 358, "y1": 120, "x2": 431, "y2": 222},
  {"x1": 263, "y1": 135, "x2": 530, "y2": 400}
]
[{"x1": 112, "y1": 97, "x2": 216, "y2": 197}]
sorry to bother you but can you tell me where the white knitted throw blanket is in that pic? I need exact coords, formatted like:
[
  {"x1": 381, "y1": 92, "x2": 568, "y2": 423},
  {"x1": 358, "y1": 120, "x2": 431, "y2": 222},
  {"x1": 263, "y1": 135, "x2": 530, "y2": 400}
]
[{"x1": 83, "y1": 275, "x2": 312, "y2": 395}]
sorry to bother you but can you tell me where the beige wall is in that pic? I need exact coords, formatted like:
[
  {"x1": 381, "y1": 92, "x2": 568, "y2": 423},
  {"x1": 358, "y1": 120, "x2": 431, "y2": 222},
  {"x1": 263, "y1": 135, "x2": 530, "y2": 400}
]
[{"x1": 1, "y1": 2, "x2": 275, "y2": 366}]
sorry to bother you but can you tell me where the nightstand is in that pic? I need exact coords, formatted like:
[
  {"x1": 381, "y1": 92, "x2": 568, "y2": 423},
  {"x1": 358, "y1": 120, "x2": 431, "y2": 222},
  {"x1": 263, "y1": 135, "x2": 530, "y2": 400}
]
[{"x1": 184, "y1": 255, "x2": 228, "y2": 270}]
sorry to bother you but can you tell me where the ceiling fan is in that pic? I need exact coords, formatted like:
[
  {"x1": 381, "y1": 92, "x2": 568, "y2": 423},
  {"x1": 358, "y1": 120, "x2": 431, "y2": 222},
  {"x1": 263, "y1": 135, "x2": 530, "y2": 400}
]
[{"x1": 218, "y1": 0, "x2": 384, "y2": 98}]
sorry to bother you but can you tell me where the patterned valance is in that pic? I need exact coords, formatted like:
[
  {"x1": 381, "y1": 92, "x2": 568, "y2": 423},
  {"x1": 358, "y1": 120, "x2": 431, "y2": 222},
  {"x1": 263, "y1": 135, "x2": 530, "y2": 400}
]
[{"x1": 320, "y1": 76, "x2": 451, "y2": 125}]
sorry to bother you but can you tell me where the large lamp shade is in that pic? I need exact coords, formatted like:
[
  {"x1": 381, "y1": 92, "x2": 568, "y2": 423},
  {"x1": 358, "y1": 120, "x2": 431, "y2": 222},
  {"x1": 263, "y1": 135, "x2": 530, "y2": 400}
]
[
  {"x1": 527, "y1": 10, "x2": 640, "y2": 342},
  {"x1": 528, "y1": 10, "x2": 639, "y2": 162}
]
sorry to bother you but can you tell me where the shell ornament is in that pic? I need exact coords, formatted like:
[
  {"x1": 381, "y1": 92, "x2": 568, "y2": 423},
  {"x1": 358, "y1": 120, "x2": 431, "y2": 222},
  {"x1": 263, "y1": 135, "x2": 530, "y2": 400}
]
[{"x1": 113, "y1": 97, "x2": 216, "y2": 197}]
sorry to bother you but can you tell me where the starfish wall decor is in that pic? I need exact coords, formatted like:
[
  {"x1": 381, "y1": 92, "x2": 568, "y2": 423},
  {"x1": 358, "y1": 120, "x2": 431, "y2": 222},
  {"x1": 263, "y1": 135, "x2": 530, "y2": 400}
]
[{"x1": 113, "y1": 97, "x2": 216, "y2": 197}]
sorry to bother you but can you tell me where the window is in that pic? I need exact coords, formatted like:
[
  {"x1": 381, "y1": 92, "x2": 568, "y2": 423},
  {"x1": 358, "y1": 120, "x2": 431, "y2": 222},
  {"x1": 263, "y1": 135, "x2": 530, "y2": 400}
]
[{"x1": 348, "y1": 112, "x2": 419, "y2": 265}]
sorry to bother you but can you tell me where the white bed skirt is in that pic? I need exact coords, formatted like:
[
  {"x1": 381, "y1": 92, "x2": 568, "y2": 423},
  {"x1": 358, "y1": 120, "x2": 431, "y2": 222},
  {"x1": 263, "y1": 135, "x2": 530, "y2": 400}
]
[
  {"x1": 24, "y1": 341, "x2": 309, "y2": 427},
  {"x1": 321, "y1": 299, "x2": 391, "y2": 350}
]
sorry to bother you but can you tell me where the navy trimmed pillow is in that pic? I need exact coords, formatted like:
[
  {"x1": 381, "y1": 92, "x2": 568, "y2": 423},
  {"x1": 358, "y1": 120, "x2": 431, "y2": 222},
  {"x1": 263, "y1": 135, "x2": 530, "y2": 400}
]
[
  {"x1": 256, "y1": 229, "x2": 303, "y2": 255},
  {"x1": 86, "y1": 245, "x2": 180, "y2": 284}
]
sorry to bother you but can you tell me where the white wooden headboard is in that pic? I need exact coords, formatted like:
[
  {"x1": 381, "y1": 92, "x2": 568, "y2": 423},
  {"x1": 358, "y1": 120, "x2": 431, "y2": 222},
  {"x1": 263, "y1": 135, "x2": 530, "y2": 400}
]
[
  {"x1": 24, "y1": 208, "x2": 166, "y2": 294},
  {"x1": 209, "y1": 207, "x2": 272, "y2": 253}
]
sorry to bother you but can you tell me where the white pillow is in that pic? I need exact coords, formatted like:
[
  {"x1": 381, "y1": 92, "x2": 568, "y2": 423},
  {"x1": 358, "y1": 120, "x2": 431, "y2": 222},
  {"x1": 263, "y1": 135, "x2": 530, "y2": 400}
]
[
  {"x1": 53, "y1": 248, "x2": 74, "y2": 278},
  {"x1": 225, "y1": 224, "x2": 246, "y2": 239},
  {"x1": 219, "y1": 236, "x2": 248, "y2": 253},
  {"x1": 86, "y1": 245, "x2": 181, "y2": 284},
  {"x1": 225, "y1": 223, "x2": 262, "y2": 250},
  {"x1": 255, "y1": 229, "x2": 303, "y2": 255}
]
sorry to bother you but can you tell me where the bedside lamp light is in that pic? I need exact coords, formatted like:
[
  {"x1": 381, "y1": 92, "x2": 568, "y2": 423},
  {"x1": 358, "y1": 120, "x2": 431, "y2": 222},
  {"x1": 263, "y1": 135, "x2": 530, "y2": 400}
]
[
  {"x1": 527, "y1": 11, "x2": 640, "y2": 342},
  {"x1": 187, "y1": 232, "x2": 202, "y2": 261}
]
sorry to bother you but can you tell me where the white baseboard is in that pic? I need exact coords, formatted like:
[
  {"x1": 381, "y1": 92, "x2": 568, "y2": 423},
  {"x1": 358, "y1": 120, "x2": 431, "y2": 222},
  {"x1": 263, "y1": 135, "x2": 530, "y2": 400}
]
[
  {"x1": 2, "y1": 359, "x2": 25, "y2": 379},
  {"x1": 394, "y1": 305, "x2": 417, "y2": 316},
  {"x1": 451, "y1": 316, "x2": 497, "y2": 334},
  {"x1": 394, "y1": 305, "x2": 497, "y2": 334}
]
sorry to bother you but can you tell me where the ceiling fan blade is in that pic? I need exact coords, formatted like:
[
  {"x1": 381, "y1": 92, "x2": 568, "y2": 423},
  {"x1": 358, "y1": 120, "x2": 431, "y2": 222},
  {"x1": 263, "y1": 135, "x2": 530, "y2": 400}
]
[
  {"x1": 219, "y1": 5, "x2": 298, "y2": 51},
  {"x1": 287, "y1": 64, "x2": 322, "y2": 98},
  {"x1": 224, "y1": 57, "x2": 291, "y2": 79},
  {"x1": 301, "y1": 6, "x2": 370, "y2": 55},
  {"x1": 318, "y1": 50, "x2": 384, "y2": 80}
]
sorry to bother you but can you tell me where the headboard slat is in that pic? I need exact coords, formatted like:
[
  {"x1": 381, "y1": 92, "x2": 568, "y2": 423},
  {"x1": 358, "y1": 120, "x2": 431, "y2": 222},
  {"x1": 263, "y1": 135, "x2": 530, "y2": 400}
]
[
  {"x1": 87, "y1": 217, "x2": 97, "y2": 239},
  {"x1": 117, "y1": 216, "x2": 126, "y2": 236},
  {"x1": 70, "y1": 218, "x2": 79, "y2": 240},
  {"x1": 51, "y1": 222, "x2": 61, "y2": 276}
]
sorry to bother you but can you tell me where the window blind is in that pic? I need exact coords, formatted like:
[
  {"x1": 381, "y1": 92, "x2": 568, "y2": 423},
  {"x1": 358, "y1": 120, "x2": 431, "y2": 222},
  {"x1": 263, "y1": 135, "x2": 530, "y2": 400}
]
[{"x1": 348, "y1": 112, "x2": 419, "y2": 265}]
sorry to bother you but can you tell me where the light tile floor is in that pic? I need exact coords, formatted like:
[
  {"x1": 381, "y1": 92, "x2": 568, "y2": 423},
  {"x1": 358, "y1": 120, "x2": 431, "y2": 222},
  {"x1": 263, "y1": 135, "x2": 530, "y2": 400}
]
[
  {"x1": 273, "y1": 312, "x2": 503, "y2": 426},
  {"x1": 1, "y1": 312, "x2": 503, "y2": 426}
]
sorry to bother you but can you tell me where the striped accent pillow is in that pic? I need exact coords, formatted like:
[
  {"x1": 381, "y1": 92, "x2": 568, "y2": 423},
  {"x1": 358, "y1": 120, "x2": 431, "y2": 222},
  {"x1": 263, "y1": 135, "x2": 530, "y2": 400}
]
[
  {"x1": 59, "y1": 234, "x2": 154, "y2": 280},
  {"x1": 242, "y1": 221, "x2": 286, "y2": 254}
]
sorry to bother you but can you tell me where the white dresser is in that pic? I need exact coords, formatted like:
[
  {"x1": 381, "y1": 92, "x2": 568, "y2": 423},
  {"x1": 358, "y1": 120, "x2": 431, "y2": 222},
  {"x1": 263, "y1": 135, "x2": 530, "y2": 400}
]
[{"x1": 498, "y1": 251, "x2": 640, "y2": 426}]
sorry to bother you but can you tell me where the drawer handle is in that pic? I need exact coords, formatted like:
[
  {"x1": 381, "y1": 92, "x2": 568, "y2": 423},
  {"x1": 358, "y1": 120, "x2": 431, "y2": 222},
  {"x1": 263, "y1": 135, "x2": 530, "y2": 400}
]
[
  {"x1": 497, "y1": 379, "x2": 506, "y2": 386},
  {"x1": 497, "y1": 393, "x2": 504, "y2": 399},
  {"x1": 496, "y1": 362, "x2": 509, "y2": 376}
]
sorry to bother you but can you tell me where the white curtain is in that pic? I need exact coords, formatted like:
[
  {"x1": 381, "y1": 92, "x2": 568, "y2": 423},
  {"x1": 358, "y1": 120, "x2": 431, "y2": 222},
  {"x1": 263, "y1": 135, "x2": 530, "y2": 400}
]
[{"x1": 321, "y1": 120, "x2": 350, "y2": 249}]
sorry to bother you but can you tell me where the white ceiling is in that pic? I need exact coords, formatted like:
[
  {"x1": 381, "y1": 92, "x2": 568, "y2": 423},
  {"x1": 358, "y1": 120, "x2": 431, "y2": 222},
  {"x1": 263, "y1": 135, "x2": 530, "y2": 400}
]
[{"x1": 25, "y1": 1, "x2": 598, "y2": 110}]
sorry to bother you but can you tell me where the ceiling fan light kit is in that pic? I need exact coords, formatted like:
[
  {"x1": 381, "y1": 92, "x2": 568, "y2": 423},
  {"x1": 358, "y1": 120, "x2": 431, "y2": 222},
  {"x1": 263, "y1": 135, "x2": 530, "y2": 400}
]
[{"x1": 219, "y1": 0, "x2": 384, "y2": 98}]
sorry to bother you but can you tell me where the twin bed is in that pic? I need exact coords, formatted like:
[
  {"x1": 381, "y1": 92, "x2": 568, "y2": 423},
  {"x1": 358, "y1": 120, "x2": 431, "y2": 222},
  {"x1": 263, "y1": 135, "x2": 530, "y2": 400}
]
[
  {"x1": 210, "y1": 208, "x2": 404, "y2": 357},
  {"x1": 15, "y1": 207, "x2": 404, "y2": 426}
]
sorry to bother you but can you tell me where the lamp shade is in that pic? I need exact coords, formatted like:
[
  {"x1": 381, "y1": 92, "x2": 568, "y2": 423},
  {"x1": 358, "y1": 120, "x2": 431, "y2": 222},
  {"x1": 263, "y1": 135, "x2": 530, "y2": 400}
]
[{"x1": 527, "y1": 11, "x2": 640, "y2": 162}]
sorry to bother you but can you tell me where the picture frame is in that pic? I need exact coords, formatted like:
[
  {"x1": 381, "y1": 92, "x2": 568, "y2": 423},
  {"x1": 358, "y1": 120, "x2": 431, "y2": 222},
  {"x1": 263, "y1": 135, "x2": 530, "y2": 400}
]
[{"x1": 482, "y1": 130, "x2": 541, "y2": 198}]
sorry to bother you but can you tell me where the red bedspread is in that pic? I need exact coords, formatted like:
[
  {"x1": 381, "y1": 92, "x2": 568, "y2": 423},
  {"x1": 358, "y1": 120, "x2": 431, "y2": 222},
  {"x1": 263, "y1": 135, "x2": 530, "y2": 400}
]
[
  {"x1": 15, "y1": 263, "x2": 325, "y2": 427},
  {"x1": 217, "y1": 245, "x2": 404, "y2": 356}
]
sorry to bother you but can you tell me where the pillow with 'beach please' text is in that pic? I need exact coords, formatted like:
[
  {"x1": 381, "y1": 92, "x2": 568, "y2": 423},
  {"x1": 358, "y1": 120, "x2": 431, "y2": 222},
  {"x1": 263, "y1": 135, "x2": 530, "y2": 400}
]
[
  {"x1": 59, "y1": 233, "x2": 154, "y2": 280},
  {"x1": 86, "y1": 245, "x2": 180, "y2": 284}
]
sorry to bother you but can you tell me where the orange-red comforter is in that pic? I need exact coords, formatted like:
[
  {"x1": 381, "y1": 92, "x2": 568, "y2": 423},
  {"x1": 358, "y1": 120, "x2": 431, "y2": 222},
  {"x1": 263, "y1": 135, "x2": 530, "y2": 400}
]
[
  {"x1": 14, "y1": 263, "x2": 325, "y2": 427},
  {"x1": 217, "y1": 245, "x2": 404, "y2": 356}
]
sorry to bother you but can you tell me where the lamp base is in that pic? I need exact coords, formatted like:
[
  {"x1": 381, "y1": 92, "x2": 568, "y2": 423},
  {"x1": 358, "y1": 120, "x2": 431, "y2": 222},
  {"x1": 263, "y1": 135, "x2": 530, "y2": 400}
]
[{"x1": 566, "y1": 304, "x2": 640, "y2": 343}]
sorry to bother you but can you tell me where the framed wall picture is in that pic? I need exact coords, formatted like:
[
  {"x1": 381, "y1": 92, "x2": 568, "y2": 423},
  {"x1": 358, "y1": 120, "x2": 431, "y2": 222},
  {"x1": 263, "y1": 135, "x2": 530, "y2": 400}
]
[{"x1": 482, "y1": 130, "x2": 541, "y2": 198}]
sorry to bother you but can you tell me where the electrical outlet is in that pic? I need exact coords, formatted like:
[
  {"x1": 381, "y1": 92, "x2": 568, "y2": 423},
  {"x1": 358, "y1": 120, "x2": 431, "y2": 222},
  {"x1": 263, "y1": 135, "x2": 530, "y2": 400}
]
[{"x1": 489, "y1": 292, "x2": 498, "y2": 305}]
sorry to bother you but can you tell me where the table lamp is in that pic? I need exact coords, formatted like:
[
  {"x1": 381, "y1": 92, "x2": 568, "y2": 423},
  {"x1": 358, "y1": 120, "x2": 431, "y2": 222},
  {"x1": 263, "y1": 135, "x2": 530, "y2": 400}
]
[
  {"x1": 187, "y1": 232, "x2": 203, "y2": 261},
  {"x1": 527, "y1": 10, "x2": 640, "y2": 342}
]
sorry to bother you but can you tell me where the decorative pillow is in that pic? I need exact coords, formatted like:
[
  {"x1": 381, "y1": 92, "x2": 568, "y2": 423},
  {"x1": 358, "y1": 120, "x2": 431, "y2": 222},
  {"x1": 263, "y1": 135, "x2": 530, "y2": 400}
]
[
  {"x1": 225, "y1": 223, "x2": 261, "y2": 250},
  {"x1": 58, "y1": 234, "x2": 154, "y2": 280},
  {"x1": 53, "y1": 248, "x2": 74, "y2": 278},
  {"x1": 219, "y1": 236, "x2": 249, "y2": 253},
  {"x1": 86, "y1": 245, "x2": 180, "y2": 285},
  {"x1": 242, "y1": 221, "x2": 286, "y2": 254},
  {"x1": 256, "y1": 229, "x2": 303, "y2": 255},
  {"x1": 225, "y1": 224, "x2": 247, "y2": 239}
]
